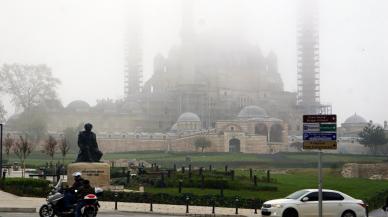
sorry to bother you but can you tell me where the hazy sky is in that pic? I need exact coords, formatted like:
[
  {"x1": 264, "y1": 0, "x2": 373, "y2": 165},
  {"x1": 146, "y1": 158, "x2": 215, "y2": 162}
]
[{"x1": 0, "y1": 0, "x2": 387, "y2": 124}]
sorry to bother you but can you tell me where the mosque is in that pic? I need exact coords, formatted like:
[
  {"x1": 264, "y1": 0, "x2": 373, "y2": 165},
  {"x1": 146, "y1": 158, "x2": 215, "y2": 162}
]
[{"x1": 11, "y1": 1, "x2": 385, "y2": 154}]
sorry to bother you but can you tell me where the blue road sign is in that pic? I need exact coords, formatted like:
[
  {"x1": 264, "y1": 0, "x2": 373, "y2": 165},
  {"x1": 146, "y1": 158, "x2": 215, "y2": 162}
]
[{"x1": 303, "y1": 132, "x2": 336, "y2": 141}]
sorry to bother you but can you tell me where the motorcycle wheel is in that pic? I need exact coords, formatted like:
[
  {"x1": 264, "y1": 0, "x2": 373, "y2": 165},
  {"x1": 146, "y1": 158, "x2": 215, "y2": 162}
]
[
  {"x1": 82, "y1": 207, "x2": 95, "y2": 217},
  {"x1": 39, "y1": 205, "x2": 54, "y2": 217}
]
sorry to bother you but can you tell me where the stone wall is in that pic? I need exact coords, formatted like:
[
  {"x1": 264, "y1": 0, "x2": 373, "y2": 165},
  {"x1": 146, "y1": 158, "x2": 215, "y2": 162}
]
[{"x1": 341, "y1": 163, "x2": 388, "y2": 180}]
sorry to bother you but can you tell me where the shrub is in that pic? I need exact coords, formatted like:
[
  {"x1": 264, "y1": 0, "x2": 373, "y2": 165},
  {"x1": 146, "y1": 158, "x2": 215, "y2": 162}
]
[
  {"x1": 0, "y1": 178, "x2": 50, "y2": 197},
  {"x1": 364, "y1": 189, "x2": 388, "y2": 210},
  {"x1": 100, "y1": 191, "x2": 263, "y2": 209}
]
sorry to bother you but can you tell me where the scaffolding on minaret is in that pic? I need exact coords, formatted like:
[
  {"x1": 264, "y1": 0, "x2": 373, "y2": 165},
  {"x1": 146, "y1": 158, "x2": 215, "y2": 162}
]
[
  {"x1": 296, "y1": 0, "x2": 331, "y2": 114},
  {"x1": 124, "y1": 1, "x2": 143, "y2": 98}
]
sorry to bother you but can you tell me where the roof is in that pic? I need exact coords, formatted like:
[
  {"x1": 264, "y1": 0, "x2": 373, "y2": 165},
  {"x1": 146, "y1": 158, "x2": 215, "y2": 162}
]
[
  {"x1": 177, "y1": 112, "x2": 201, "y2": 122},
  {"x1": 67, "y1": 100, "x2": 90, "y2": 109},
  {"x1": 344, "y1": 113, "x2": 367, "y2": 124},
  {"x1": 237, "y1": 105, "x2": 268, "y2": 119}
]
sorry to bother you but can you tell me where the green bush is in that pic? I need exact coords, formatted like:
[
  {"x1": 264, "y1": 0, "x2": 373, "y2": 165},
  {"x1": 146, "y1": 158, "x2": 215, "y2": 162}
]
[
  {"x1": 0, "y1": 178, "x2": 50, "y2": 197},
  {"x1": 100, "y1": 191, "x2": 263, "y2": 209},
  {"x1": 161, "y1": 176, "x2": 277, "y2": 191},
  {"x1": 364, "y1": 189, "x2": 388, "y2": 210}
]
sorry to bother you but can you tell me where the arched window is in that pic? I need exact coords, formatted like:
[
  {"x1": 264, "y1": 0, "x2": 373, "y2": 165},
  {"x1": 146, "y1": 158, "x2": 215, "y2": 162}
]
[
  {"x1": 270, "y1": 124, "x2": 283, "y2": 142},
  {"x1": 255, "y1": 124, "x2": 268, "y2": 135}
]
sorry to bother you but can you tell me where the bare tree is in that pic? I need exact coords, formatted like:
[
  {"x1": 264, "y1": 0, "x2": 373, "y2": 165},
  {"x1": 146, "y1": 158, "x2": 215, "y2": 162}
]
[
  {"x1": 11, "y1": 107, "x2": 48, "y2": 142},
  {"x1": 13, "y1": 135, "x2": 34, "y2": 178},
  {"x1": 59, "y1": 137, "x2": 70, "y2": 165},
  {"x1": 63, "y1": 123, "x2": 83, "y2": 151},
  {"x1": 4, "y1": 133, "x2": 14, "y2": 163},
  {"x1": 0, "y1": 102, "x2": 6, "y2": 123},
  {"x1": 0, "y1": 64, "x2": 60, "y2": 111},
  {"x1": 44, "y1": 135, "x2": 57, "y2": 162}
]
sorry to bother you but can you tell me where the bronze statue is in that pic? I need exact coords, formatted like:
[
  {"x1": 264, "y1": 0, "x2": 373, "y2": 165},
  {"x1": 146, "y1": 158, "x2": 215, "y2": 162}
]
[{"x1": 76, "y1": 123, "x2": 103, "y2": 162}]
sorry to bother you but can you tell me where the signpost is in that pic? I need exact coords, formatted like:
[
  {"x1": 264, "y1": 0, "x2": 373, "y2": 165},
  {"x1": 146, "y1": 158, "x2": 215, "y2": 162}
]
[{"x1": 303, "y1": 115, "x2": 337, "y2": 217}]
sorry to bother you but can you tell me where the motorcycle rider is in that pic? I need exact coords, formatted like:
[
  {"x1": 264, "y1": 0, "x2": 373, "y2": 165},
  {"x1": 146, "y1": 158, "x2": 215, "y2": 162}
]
[
  {"x1": 71, "y1": 172, "x2": 85, "y2": 190},
  {"x1": 63, "y1": 172, "x2": 85, "y2": 210},
  {"x1": 75, "y1": 179, "x2": 95, "y2": 217}
]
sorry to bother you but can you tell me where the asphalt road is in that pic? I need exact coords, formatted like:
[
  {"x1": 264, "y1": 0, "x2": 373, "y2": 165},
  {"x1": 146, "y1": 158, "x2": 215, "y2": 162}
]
[{"x1": 0, "y1": 212, "x2": 182, "y2": 217}]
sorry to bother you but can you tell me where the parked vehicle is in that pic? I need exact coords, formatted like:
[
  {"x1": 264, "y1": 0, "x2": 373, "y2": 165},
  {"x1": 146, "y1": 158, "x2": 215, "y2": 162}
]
[
  {"x1": 39, "y1": 179, "x2": 103, "y2": 217},
  {"x1": 261, "y1": 189, "x2": 367, "y2": 217}
]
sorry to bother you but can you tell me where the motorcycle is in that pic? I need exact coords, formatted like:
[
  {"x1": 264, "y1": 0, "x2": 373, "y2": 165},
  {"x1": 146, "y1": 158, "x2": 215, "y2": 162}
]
[{"x1": 39, "y1": 179, "x2": 103, "y2": 217}]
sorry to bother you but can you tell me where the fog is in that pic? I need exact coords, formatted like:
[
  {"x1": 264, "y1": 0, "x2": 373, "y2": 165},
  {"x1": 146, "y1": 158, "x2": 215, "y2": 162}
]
[{"x1": 0, "y1": 0, "x2": 387, "y2": 123}]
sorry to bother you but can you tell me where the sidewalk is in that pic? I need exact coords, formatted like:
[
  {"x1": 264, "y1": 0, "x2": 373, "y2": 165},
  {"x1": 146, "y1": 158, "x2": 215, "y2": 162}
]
[{"x1": 0, "y1": 190, "x2": 259, "y2": 216}]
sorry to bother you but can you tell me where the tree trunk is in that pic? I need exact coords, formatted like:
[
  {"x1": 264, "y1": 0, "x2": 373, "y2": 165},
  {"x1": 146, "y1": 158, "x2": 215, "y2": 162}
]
[{"x1": 21, "y1": 160, "x2": 25, "y2": 178}]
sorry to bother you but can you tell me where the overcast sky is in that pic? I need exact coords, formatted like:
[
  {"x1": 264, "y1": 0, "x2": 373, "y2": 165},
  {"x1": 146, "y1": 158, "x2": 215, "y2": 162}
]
[{"x1": 0, "y1": 0, "x2": 387, "y2": 124}]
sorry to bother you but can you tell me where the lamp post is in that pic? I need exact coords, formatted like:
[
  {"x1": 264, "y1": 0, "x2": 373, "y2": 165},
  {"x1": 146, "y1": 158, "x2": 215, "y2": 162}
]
[{"x1": 185, "y1": 196, "x2": 190, "y2": 213}]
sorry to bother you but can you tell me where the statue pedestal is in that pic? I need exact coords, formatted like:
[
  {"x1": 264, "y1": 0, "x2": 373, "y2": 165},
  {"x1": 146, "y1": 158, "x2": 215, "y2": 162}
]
[{"x1": 67, "y1": 162, "x2": 110, "y2": 188}]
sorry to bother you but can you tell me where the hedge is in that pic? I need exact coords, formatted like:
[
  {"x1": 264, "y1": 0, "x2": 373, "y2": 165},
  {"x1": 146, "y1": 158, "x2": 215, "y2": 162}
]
[
  {"x1": 0, "y1": 178, "x2": 51, "y2": 197},
  {"x1": 100, "y1": 191, "x2": 263, "y2": 209},
  {"x1": 364, "y1": 189, "x2": 388, "y2": 210}
]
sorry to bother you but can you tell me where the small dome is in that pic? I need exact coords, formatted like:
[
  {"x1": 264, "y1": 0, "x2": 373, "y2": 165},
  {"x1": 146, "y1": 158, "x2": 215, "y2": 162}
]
[
  {"x1": 237, "y1": 105, "x2": 268, "y2": 119},
  {"x1": 67, "y1": 100, "x2": 90, "y2": 109},
  {"x1": 177, "y1": 112, "x2": 201, "y2": 122},
  {"x1": 344, "y1": 113, "x2": 367, "y2": 124}
]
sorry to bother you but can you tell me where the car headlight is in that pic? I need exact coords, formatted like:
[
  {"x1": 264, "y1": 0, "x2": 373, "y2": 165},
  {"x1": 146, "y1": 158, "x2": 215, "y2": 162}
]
[{"x1": 273, "y1": 204, "x2": 283, "y2": 208}]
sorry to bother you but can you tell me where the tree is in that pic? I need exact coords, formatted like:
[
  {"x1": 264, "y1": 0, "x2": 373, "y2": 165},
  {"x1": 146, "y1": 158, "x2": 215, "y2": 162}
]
[
  {"x1": 4, "y1": 133, "x2": 14, "y2": 163},
  {"x1": 0, "y1": 102, "x2": 6, "y2": 123},
  {"x1": 359, "y1": 124, "x2": 388, "y2": 155},
  {"x1": 193, "y1": 137, "x2": 211, "y2": 152},
  {"x1": 10, "y1": 106, "x2": 48, "y2": 142},
  {"x1": 13, "y1": 135, "x2": 34, "y2": 178},
  {"x1": 59, "y1": 137, "x2": 70, "y2": 165},
  {"x1": 63, "y1": 123, "x2": 83, "y2": 151},
  {"x1": 44, "y1": 135, "x2": 57, "y2": 162},
  {"x1": 0, "y1": 64, "x2": 60, "y2": 111}
]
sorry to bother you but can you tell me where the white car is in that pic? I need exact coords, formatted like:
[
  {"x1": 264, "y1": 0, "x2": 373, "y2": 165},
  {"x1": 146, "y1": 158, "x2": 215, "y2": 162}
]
[{"x1": 261, "y1": 189, "x2": 367, "y2": 217}]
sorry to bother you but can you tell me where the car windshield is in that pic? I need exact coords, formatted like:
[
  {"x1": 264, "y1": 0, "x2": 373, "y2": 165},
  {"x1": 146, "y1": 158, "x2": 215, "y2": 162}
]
[{"x1": 286, "y1": 190, "x2": 310, "y2": 199}]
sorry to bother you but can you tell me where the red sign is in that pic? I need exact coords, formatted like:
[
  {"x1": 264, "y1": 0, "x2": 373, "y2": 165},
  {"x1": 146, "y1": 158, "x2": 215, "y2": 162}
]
[{"x1": 303, "y1": 115, "x2": 336, "y2": 123}]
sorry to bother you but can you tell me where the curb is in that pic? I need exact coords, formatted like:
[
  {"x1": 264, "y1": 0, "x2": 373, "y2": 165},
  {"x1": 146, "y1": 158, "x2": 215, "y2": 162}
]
[
  {"x1": 0, "y1": 207, "x2": 36, "y2": 213},
  {"x1": 102, "y1": 210, "x2": 248, "y2": 217}
]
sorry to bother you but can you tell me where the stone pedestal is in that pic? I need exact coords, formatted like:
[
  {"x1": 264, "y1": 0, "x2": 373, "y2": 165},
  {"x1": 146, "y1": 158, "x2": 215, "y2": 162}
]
[{"x1": 67, "y1": 162, "x2": 110, "y2": 188}]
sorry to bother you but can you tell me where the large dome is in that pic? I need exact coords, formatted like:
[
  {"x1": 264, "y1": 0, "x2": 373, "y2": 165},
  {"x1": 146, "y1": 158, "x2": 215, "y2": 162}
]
[
  {"x1": 344, "y1": 113, "x2": 367, "y2": 124},
  {"x1": 237, "y1": 105, "x2": 268, "y2": 119},
  {"x1": 67, "y1": 100, "x2": 90, "y2": 110},
  {"x1": 177, "y1": 112, "x2": 201, "y2": 122}
]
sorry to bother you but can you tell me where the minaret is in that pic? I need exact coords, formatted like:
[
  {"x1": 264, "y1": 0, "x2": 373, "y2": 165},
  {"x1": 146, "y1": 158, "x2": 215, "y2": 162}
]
[
  {"x1": 296, "y1": 0, "x2": 320, "y2": 114},
  {"x1": 180, "y1": 0, "x2": 196, "y2": 85},
  {"x1": 124, "y1": 1, "x2": 143, "y2": 98}
]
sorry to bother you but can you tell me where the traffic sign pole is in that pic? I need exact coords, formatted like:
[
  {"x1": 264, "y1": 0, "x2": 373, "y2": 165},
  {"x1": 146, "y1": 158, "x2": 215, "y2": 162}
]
[
  {"x1": 318, "y1": 150, "x2": 322, "y2": 217},
  {"x1": 303, "y1": 114, "x2": 336, "y2": 217}
]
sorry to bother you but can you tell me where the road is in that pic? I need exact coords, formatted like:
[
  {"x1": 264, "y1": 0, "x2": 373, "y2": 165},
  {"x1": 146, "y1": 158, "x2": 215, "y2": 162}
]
[{"x1": 0, "y1": 213, "x2": 182, "y2": 217}]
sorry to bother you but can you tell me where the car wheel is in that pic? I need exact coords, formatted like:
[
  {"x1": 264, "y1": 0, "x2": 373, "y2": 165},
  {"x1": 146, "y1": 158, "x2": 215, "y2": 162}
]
[
  {"x1": 282, "y1": 208, "x2": 298, "y2": 217},
  {"x1": 342, "y1": 210, "x2": 356, "y2": 217},
  {"x1": 39, "y1": 205, "x2": 54, "y2": 217}
]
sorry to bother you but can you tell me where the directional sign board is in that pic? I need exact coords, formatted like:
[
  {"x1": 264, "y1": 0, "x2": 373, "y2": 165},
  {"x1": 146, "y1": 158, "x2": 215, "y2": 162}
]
[{"x1": 303, "y1": 115, "x2": 337, "y2": 150}]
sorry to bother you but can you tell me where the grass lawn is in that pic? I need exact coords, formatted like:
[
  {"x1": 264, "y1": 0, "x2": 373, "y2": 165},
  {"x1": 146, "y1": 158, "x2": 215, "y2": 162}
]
[
  {"x1": 5, "y1": 151, "x2": 388, "y2": 169},
  {"x1": 146, "y1": 169, "x2": 388, "y2": 203}
]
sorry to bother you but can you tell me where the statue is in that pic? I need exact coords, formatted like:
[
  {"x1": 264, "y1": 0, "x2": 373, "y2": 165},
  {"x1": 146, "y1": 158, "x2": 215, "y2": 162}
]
[{"x1": 76, "y1": 123, "x2": 103, "y2": 162}]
